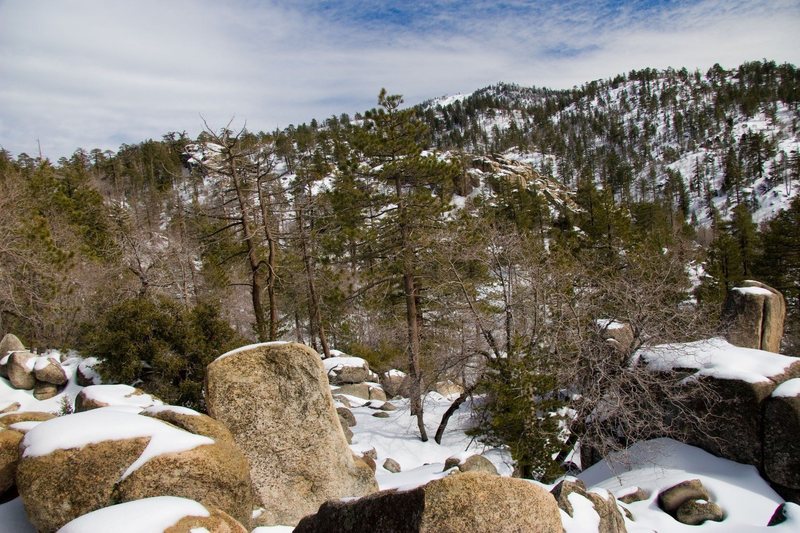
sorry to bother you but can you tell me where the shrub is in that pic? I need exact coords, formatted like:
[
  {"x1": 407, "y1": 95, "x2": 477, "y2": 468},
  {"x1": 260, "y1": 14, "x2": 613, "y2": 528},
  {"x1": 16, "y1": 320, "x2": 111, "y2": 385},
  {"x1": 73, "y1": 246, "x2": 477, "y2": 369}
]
[{"x1": 79, "y1": 296, "x2": 241, "y2": 411}]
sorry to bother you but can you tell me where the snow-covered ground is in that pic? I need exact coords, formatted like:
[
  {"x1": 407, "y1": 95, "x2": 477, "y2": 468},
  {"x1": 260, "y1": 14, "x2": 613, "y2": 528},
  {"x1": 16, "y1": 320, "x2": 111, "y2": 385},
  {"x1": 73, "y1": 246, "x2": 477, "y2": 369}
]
[{"x1": 1, "y1": 347, "x2": 796, "y2": 532}]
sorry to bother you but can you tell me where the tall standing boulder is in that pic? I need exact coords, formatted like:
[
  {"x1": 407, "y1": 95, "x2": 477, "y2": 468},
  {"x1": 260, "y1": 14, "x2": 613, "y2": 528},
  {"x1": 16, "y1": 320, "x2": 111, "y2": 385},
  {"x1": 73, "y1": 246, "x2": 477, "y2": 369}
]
[
  {"x1": 205, "y1": 342, "x2": 378, "y2": 526},
  {"x1": 723, "y1": 280, "x2": 786, "y2": 353},
  {"x1": 0, "y1": 334, "x2": 25, "y2": 378}
]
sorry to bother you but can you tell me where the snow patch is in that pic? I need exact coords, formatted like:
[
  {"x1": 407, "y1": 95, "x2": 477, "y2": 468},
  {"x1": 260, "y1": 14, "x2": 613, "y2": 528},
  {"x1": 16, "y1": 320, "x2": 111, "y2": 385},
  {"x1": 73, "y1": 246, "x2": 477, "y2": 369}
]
[
  {"x1": 772, "y1": 378, "x2": 800, "y2": 398},
  {"x1": 214, "y1": 341, "x2": 289, "y2": 363},
  {"x1": 57, "y1": 496, "x2": 210, "y2": 533}
]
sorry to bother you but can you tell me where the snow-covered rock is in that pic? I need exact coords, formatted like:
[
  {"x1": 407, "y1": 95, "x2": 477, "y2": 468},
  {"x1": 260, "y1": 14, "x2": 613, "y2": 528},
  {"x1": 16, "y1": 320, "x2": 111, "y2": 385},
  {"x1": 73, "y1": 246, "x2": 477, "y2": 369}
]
[
  {"x1": 723, "y1": 280, "x2": 786, "y2": 353},
  {"x1": 16, "y1": 407, "x2": 252, "y2": 531},
  {"x1": 74, "y1": 384, "x2": 162, "y2": 412}
]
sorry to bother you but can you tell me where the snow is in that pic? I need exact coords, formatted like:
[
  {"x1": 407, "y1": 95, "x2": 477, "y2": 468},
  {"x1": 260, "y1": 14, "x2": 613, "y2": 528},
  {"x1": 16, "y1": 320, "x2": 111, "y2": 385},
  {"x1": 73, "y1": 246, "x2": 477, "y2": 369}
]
[
  {"x1": 33, "y1": 357, "x2": 57, "y2": 372},
  {"x1": 57, "y1": 496, "x2": 210, "y2": 533},
  {"x1": 561, "y1": 492, "x2": 601, "y2": 533},
  {"x1": 596, "y1": 319, "x2": 625, "y2": 331},
  {"x1": 142, "y1": 404, "x2": 202, "y2": 417},
  {"x1": 733, "y1": 286, "x2": 774, "y2": 297},
  {"x1": 323, "y1": 356, "x2": 368, "y2": 372},
  {"x1": 21, "y1": 407, "x2": 214, "y2": 480},
  {"x1": 579, "y1": 438, "x2": 794, "y2": 532},
  {"x1": 772, "y1": 378, "x2": 800, "y2": 398},
  {"x1": 638, "y1": 337, "x2": 797, "y2": 384},
  {"x1": 9, "y1": 421, "x2": 41, "y2": 433},
  {"x1": 385, "y1": 369, "x2": 406, "y2": 378},
  {"x1": 80, "y1": 384, "x2": 162, "y2": 411},
  {"x1": 213, "y1": 341, "x2": 289, "y2": 363},
  {"x1": 0, "y1": 351, "x2": 83, "y2": 414}
]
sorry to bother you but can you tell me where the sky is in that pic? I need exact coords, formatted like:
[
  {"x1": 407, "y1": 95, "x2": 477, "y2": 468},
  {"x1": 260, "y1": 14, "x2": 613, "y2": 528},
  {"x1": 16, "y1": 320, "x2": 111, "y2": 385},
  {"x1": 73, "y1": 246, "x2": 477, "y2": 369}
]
[{"x1": 1, "y1": 0, "x2": 799, "y2": 159}]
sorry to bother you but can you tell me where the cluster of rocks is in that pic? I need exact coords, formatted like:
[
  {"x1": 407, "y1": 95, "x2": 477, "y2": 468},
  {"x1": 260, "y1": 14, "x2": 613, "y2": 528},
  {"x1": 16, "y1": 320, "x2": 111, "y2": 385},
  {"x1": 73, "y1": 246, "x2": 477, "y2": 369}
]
[
  {"x1": 589, "y1": 281, "x2": 800, "y2": 504},
  {"x1": 0, "y1": 334, "x2": 68, "y2": 401}
]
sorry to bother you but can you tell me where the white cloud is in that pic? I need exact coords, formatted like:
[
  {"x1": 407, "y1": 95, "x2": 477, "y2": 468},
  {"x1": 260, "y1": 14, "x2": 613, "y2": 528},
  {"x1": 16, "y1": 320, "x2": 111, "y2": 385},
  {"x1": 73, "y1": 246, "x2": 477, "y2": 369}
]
[{"x1": 0, "y1": 0, "x2": 798, "y2": 158}]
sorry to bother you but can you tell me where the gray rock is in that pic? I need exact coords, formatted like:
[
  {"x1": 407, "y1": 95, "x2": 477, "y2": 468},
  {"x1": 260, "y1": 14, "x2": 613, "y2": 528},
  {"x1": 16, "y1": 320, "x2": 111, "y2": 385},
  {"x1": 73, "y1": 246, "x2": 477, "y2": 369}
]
[
  {"x1": 658, "y1": 479, "x2": 711, "y2": 514},
  {"x1": 676, "y1": 499, "x2": 724, "y2": 525},
  {"x1": 443, "y1": 454, "x2": 497, "y2": 475},
  {"x1": 552, "y1": 479, "x2": 627, "y2": 533},
  {"x1": 33, "y1": 381, "x2": 58, "y2": 400},
  {"x1": 383, "y1": 458, "x2": 401, "y2": 473},
  {"x1": 763, "y1": 385, "x2": 800, "y2": 489},
  {"x1": 333, "y1": 383, "x2": 387, "y2": 402},
  {"x1": 372, "y1": 411, "x2": 390, "y2": 418},
  {"x1": 618, "y1": 487, "x2": 649, "y2": 504},
  {"x1": 722, "y1": 281, "x2": 786, "y2": 353},
  {"x1": 380, "y1": 371, "x2": 411, "y2": 398}
]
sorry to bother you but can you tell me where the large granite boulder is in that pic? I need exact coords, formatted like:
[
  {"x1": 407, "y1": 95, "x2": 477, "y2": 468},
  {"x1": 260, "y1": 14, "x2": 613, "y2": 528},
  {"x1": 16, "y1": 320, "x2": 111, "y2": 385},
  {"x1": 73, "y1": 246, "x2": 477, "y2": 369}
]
[
  {"x1": 723, "y1": 280, "x2": 786, "y2": 352},
  {"x1": 57, "y1": 496, "x2": 248, "y2": 533},
  {"x1": 294, "y1": 471, "x2": 562, "y2": 533},
  {"x1": 16, "y1": 407, "x2": 252, "y2": 532},
  {"x1": 205, "y1": 342, "x2": 378, "y2": 526},
  {"x1": 764, "y1": 379, "x2": 800, "y2": 490}
]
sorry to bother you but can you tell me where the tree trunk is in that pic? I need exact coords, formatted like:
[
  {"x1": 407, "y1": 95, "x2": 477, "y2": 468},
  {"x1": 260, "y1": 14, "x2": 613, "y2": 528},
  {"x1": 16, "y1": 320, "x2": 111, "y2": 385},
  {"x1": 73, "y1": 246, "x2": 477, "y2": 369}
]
[
  {"x1": 397, "y1": 178, "x2": 427, "y2": 441},
  {"x1": 257, "y1": 177, "x2": 278, "y2": 340}
]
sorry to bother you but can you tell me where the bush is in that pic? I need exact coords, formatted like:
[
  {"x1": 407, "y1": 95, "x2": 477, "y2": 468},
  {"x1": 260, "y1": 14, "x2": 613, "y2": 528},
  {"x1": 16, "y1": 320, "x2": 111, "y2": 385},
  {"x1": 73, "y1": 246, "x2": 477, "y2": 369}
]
[
  {"x1": 79, "y1": 296, "x2": 241, "y2": 411},
  {"x1": 468, "y1": 346, "x2": 568, "y2": 482}
]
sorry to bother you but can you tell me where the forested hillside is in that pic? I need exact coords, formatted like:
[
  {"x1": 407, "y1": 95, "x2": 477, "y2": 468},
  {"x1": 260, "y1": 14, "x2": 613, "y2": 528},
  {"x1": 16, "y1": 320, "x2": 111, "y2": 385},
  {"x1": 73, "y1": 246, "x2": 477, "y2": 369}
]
[{"x1": 0, "y1": 59, "x2": 798, "y2": 426}]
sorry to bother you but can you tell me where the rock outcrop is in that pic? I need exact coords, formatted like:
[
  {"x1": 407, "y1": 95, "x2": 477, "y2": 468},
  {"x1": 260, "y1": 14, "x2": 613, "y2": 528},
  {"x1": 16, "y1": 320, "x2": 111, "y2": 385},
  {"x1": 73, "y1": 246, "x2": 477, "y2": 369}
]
[
  {"x1": 443, "y1": 454, "x2": 498, "y2": 475},
  {"x1": 205, "y1": 342, "x2": 378, "y2": 526},
  {"x1": 294, "y1": 471, "x2": 562, "y2": 533},
  {"x1": 16, "y1": 407, "x2": 252, "y2": 532},
  {"x1": 380, "y1": 370, "x2": 411, "y2": 398},
  {"x1": 723, "y1": 280, "x2": 786, "y2": 352}
]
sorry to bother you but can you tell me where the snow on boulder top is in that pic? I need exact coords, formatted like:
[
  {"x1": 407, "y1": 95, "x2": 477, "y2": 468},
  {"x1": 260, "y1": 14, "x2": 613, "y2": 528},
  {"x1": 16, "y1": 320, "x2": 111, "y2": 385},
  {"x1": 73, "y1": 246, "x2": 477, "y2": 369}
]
[
  {"x1": 213, "y1": 341, "x2": 289, "y2": 363},
  {"x1": 33, "y1": 357, "x2": 57, "y2": 372},
  {"x1": 596, "y1": 319, "x2": 625, "y2": 330},
  {"x1": 385, "y1": 369, "x2": 407, "y2": 378},
  {"x1": 733, "y1": 286, "x2": 775, "y2": 297},
  {"x1": 57, "y1": 496, "x2": 210, "y2": 533},
  {"x1": 142, "y1": 404, "x2": 202, "y2": 417},
  {"x1": 81, "y1": 384, "x2": 162, "y2": 410},
  {"x1": 323, "y1": 356, "x2": 369, "y2": 372},
  {"x1": 772, "y1": 378, "x2": 800, "y2": 398},
  {"x1": 21, "y1": 407, "x2": 214, "y2": 480},
  {"x1": 638, "y1": 337, "x2": 798, "y2": 384}
]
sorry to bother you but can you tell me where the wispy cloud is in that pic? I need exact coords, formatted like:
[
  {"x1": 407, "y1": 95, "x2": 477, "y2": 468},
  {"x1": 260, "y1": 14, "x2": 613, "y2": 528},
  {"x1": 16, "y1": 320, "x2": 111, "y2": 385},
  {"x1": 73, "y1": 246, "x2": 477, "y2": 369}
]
[{"x1": 0, "y1": 0, "x2": 798, "y2": 158}]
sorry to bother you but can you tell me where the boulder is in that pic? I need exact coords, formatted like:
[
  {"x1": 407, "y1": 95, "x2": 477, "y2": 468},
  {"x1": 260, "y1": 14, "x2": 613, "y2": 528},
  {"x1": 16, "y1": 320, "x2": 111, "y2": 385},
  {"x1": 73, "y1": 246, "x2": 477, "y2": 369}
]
[
  {"x1": 33, "y1": 381, "x2": 59, "y2": 400},
  {"x1": 433, "y1": 380, "x2": 464, "y2": 397},
  {"x1": 7, "y1": 351, "x2": 36, "y2": 390},
  {"x1": 0, "y1": 428, "x2": 23, "y2": 495},
  {"x1": 33, "y1": 357, "x2": 67, "y2": 385},
  {"x1": 552, "y1": 479, "x2": 627, "y2": 533},
  {"x1": 75, "y1": 384, "x2": 162, "y2": 412},
  {"x1": 16, "y1": 407, "x2": 253, "y2": 532},
  {"x1": 0, "y1": 411, "x2": 56, "y2": 426},
  {"x1": 676, "y1": 499, "x2": 724, "y2": 525},
  {"x1": 444, "y1": 454, "x2": 497, "y2": 475},
  {"x1": 0, "y1": 402, "x2": 20, "y2": 415},
  {"x1": 617, "y1": 487, "x2": 649, "y2": 504},
  {"x1": 342, "y1": 424, "x2": 353, "y2": 444},
  {"x1": 76, "y1": 357, "x2": 101, "y2": 386},
  {"x1": 597, "y1": 319, "x2": 634, "y2": 354},
  {"x1": 383, "y1": 458, "x2": 401, "y2": 473},
  {"x1": 0, "y1": 333, "x2": 25, "y2": 357},
  {"x1": 381, "y1": 370, "x2": 411, "y2": 398},
  {"x1": 333, "y1": 383, "x2": 387, "y2": 402},
  {"x1": 723, "y1": 281, "x2": 786, "y2": 352},
  {"x1": 324, "y1": 356, "x2": 373, "y2": 385},
  {"x1": 0, "y1": 334, "x2": 25, "y2": 379},
  {"x1": 763, "y1": 380, "x2": 800, "y2": 489},
  {"x1": 337, "y1": 407, "x2": 356, "y2": 427},
  {"x1": 372, "y1": 411, "x2": 390, "y2": 418},
  {"x1": 657, "y1": 479, "x2": 711, "y2": 514},
  {"x1": 57, "y1": 496, "x2": 248, "y2": 533},
  {"x1": 205, "y1": 342, "x2": 378, "y2": 526},
  {"x1": 295, "y1": 471, "x2": 563, "y2": 533}
]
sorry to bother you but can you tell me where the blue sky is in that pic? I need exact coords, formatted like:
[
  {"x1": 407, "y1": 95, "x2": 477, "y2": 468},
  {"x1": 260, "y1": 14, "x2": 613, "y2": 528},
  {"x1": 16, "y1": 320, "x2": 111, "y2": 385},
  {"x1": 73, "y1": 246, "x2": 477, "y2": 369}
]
[{"x1": 0, "y1": 0, "x2": 798, "y2": 159}]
